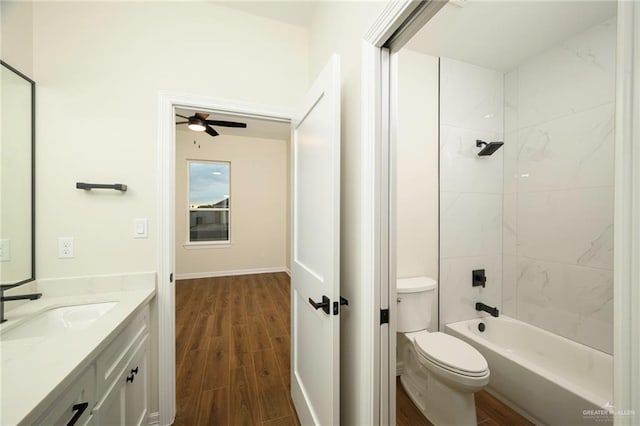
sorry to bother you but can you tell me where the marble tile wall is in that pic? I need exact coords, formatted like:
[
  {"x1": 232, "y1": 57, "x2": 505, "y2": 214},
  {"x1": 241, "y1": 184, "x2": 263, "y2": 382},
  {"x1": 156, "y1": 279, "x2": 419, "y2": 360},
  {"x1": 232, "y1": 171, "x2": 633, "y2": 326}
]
[
  {"x1": 503, "y1": 18, "x2": 616, "y2": 354},
  {"x1": 439, "y1": 58, "x2": 504, "y2": 328}
]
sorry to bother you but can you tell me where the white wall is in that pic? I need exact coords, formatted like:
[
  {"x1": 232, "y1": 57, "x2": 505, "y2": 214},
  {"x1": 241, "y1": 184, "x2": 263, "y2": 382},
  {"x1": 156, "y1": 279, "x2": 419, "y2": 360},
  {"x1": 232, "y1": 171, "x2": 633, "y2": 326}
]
[
  {"x1": 439, "y1": 57, "x2": 504, "y2": 328},
  {"x1": 29, "y1": 2, "x2": 308, "y2": 419},
  {"x1": 308, "y1": 2, "x2": 388, "y2": 424},
  {"x1": 395, "y1": 49, "x2": 439, "y2": 330},
  {"x1": 31, "y1": 2, "x2": 309, "y2": 279},
  {"x1": 503, "y1": 18, "x2": 616, "y2": 354},
  {"x1": 175, "y1": 130, "x2": 289, "y2": 277},
  {"x1": 0, "y1": 1, "x2": 33, "y2": 76}
]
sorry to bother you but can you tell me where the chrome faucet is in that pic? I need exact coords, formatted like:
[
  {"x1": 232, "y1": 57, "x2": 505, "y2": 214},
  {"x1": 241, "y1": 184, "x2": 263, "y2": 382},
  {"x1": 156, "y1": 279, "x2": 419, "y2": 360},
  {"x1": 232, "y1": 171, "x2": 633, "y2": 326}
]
[
  {"x1": 475, "y1": 302, "x2": 499, "y2": 318},
  {"x1": 1, "y1": 284, "x2": 42, "y2": 323}
]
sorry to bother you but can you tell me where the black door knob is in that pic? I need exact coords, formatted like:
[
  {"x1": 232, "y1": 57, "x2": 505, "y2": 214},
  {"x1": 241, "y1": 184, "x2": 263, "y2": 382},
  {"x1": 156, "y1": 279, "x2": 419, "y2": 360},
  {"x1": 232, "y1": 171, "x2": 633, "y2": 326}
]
[{"x1": 308, "y1": 296, "x2": 330, "y2": 315}]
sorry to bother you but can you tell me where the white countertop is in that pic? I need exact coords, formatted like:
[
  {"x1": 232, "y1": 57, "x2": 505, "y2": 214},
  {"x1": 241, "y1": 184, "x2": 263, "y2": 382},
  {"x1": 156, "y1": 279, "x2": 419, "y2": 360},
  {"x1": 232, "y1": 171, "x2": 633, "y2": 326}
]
[{"x1": 0, "y1": 272, "x2": 156, "y2": 425}]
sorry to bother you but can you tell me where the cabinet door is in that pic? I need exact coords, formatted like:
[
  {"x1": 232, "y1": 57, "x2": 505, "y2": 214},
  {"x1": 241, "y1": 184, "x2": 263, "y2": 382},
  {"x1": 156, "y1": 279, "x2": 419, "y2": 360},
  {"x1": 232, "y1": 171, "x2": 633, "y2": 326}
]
[
  {"x1": 94, "y1": 381, "x2": 125, "y2": 425},
  {"x1": 124, "y1": 342, "x2": 149, "y2": 426},
  {"x1": 35, "y1": 365, "x2": 96, "y2": 426}
]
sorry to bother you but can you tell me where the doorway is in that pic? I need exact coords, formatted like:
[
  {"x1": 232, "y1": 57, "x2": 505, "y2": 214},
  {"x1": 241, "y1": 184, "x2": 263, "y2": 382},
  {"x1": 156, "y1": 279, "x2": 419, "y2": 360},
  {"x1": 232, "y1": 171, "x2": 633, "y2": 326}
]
[
  {"x1": 366, "y1": 1, "x2": 640, "y2": 425},
  {"x1": 172, "y1": 107, "x2": 294, "y2": 424},
  {"x1": 156, "y1": 93, "x2": 293, "y2": 424},
  {"x1": 158, "y1": 54, "x2": 342, "y2": 424}
]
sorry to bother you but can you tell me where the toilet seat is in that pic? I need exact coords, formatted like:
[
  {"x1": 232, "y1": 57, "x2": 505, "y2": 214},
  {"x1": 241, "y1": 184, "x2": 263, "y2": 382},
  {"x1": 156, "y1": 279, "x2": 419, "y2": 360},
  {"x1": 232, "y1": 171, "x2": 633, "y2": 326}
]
[{"x1": 412, "y1": 332, "x2": 488, "y2": 378}]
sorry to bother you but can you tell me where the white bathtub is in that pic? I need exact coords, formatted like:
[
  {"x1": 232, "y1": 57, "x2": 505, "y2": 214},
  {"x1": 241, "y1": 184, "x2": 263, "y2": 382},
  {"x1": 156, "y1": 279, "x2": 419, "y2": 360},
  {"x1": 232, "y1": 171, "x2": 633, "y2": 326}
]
[{"x1": 446, "y1": 316, "x2": 613, "y2": 425}]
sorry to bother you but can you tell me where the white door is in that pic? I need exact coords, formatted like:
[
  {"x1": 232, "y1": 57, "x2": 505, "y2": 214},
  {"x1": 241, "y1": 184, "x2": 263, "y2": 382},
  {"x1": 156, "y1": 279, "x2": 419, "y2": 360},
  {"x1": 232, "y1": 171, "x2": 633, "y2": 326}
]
[{"x1": 290, "y1": 54, "x2": 341, "y2": 426}]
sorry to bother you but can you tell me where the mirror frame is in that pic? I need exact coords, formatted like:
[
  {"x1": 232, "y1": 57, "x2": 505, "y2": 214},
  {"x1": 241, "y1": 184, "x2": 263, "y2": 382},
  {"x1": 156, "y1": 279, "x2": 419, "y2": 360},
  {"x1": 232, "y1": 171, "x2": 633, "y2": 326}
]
[{"x1": 1, "y1": 60, "x2": 35, "y2": 285}]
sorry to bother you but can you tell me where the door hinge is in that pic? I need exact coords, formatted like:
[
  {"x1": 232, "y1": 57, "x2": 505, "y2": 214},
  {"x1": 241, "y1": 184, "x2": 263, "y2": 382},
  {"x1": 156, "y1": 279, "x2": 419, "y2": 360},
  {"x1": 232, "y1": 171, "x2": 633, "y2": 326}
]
[
  {"x1": 380, "y1": 308, "x2": 389, "y2": 325},
  {"x1": 170, "y1": 273, "x2": 173, "y2": 283}
]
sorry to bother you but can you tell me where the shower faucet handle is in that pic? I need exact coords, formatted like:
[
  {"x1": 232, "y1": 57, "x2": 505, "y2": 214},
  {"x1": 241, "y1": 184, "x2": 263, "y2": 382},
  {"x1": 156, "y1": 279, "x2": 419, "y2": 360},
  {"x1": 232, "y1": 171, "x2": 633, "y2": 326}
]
[{"x1": 472, "y1": 269, "x2": 487, "y2": 288}]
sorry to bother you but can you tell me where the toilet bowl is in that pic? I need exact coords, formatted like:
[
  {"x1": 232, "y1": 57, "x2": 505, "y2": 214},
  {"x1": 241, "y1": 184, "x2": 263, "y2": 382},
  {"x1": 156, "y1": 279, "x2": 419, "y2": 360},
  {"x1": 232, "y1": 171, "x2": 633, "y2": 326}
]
[{"x1": 397, "y1": 277, "x2": 489, "y2": 425}]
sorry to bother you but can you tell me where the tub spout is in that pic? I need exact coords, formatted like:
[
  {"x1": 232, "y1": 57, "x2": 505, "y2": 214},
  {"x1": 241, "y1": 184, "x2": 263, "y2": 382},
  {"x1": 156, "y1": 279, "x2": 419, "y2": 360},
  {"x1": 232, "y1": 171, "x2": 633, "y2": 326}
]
[{"x1": 476, "y1": 302, "x2": 499, "y2": 317}]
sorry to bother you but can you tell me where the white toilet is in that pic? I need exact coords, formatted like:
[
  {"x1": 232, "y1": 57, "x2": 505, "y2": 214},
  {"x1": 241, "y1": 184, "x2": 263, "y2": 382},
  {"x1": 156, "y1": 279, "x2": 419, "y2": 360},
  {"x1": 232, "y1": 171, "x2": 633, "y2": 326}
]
[{"x1": 397, "y1": 276, "x2": 490, "y2": 425}]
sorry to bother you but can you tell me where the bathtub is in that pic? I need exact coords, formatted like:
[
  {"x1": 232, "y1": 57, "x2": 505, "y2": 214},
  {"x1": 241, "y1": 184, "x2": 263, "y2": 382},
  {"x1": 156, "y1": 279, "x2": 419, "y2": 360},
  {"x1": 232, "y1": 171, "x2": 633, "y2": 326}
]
[{"x1": 446, "y1": 316, "x2": 613, "y2": 425}]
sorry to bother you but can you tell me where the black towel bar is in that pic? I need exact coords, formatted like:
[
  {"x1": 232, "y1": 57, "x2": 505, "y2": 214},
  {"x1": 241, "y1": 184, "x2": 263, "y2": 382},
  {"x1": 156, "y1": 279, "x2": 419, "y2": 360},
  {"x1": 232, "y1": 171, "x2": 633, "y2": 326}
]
[{"x1": 76, "y1": 182, "x2": 127, "y2": 191}]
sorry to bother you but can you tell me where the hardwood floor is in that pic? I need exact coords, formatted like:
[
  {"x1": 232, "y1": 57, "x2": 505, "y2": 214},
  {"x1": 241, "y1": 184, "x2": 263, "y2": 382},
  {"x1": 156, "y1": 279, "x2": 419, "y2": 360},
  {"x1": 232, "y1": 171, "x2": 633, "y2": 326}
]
[
  {"x1": 175, "y1": 273, "x2": 532, "y2": 426},
  {"x1": 396, "y1": 376, "x2": 533, "y2": 426},
  {"x1": 175, "y1": 273, "x2": 298, "y2": 426}
]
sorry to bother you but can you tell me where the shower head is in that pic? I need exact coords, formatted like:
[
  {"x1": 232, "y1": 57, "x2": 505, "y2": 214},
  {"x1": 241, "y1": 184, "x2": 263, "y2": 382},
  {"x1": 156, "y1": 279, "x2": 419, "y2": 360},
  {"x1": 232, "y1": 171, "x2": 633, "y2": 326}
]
[{"x1": 476, "y1": 139, "x2": 504, "y2": 156}]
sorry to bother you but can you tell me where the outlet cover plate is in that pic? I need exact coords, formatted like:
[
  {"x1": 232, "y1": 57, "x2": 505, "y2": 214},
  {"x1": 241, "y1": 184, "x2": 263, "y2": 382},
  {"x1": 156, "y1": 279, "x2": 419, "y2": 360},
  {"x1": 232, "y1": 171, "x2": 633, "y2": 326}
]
[{"x1": 58, "y1": 237, "x2": 74, "y2": 258}]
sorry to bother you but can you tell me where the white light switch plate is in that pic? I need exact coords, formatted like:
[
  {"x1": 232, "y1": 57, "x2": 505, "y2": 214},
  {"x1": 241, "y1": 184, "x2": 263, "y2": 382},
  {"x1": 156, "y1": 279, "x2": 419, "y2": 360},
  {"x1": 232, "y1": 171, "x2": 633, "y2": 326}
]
[
  {"x1": 133, "y1": 218, "x2": 148, "y2": 239},
  {"x1": 0, "y1": 239, "x2": 10, "y2": 261}
]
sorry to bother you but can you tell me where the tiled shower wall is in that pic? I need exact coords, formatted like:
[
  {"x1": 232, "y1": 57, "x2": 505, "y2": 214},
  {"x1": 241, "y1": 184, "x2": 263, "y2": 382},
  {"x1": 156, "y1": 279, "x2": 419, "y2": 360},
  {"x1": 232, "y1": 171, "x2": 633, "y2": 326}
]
[
  {"x1": 439, "y1": 58, "x2": 504, "y2": 328},
  {"x1": 502, "y1": 18, "x2": 616, "y2": 354}
]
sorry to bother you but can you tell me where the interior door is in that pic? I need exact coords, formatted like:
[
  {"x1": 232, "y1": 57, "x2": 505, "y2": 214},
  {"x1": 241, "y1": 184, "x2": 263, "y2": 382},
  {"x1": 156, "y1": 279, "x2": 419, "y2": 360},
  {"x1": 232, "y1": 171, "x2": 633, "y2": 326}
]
[{"x1": 290, "y1": 54, "x2": 341, "y2": 426}]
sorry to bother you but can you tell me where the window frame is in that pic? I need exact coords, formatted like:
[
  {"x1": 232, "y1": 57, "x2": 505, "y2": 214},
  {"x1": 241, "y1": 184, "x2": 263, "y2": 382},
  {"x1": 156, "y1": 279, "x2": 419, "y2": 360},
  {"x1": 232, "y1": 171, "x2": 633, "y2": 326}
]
[{"x1": 184, "y1": 159, "x2": 231, "y2": 248}]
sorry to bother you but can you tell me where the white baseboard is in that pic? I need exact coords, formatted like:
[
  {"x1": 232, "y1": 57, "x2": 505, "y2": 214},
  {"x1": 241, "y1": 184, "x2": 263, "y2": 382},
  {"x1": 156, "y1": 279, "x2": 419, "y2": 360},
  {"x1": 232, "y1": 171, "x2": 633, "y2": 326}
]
[
  {"x1": 176, "y1": 266, "x2": 289, "y2": 280},
  {"x1": 147, "y1": 411, "x2": 160, "y2": 426},
  {"x1": 285, "y1": 268, "x2": 291, "y2": 277},
  {"x1": 396, "y1": 361, "x2": 403, "y2": 376}
]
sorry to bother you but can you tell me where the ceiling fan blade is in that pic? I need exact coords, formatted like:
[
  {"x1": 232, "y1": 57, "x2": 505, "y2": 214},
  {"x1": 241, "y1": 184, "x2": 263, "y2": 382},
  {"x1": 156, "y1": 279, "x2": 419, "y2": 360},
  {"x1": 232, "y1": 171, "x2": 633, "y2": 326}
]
[
  {"x1": 195, "y1": 112, "x2": 210, "y2": 120},
  {"x1": 176, "y1": 114, "x2": 190, "y2": 120},
  {"x1": 205, "y1": 120, "x2": 247, "y2": 128},
  {"x1": 175, "y1": 121, "x2": 188, "y2": 125},
  {"x1": 205, "y1": 125, "x2": 219, "y2": 137}
]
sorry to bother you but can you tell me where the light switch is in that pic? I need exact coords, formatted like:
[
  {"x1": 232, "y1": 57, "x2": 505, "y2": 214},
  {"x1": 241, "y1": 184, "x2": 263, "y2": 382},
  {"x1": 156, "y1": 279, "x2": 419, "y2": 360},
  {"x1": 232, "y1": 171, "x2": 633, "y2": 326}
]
[
  {"x1": 133, "y1": 218, "x2": 148, "y2": 239},
  {"x1": 0, "y1": 239, "x2": 10, "y2": 261}
]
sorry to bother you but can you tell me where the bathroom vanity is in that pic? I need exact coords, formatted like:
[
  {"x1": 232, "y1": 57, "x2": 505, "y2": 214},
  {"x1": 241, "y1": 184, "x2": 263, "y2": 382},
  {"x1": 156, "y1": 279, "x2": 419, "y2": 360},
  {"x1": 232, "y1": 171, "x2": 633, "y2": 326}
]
[{"x1": 0, "y1": 273, "x2": 156, "y2": 426}]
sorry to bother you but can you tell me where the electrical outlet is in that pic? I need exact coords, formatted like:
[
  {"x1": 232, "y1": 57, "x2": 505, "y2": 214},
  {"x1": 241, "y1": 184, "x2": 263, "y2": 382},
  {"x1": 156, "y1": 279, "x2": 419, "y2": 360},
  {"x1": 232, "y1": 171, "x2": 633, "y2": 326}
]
[
  {"x1": 58, "y1": 237, "x2": 74, "y2": 258},
  {"x1": 0, "y1": 239, "x2": 10, "y2": 261}
]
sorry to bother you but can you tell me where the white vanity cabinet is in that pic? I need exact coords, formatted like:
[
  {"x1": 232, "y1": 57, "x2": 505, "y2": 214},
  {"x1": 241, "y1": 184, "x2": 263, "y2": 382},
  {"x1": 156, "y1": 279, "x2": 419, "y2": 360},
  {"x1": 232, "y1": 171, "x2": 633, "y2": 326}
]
[{"x1": 33, "y1": 303, "x2": 150, "y2": 426}]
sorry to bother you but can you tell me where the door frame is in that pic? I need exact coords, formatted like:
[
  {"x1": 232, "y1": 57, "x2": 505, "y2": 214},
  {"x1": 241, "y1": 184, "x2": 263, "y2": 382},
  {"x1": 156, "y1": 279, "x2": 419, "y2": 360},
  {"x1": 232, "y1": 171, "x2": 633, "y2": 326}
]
[
  {"x1": 362, "y1": 2, "x2": 447, "y2": 424},
  {"x1": 363, "y1": 0, "x2": 640, "y2": 424},
  {"x1": 156, "y1": 92, "x2": 292, "y2": 425}
]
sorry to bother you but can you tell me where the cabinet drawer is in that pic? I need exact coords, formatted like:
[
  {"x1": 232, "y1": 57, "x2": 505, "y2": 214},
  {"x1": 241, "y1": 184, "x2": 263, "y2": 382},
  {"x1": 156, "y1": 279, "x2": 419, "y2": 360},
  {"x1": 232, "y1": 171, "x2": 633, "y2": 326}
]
[
  {"x1": 96, "y1": 305, "x2": 149, "y2": 395},
  {"x1": 35, "y1": 365, "x2": 96, "y2": 426}
]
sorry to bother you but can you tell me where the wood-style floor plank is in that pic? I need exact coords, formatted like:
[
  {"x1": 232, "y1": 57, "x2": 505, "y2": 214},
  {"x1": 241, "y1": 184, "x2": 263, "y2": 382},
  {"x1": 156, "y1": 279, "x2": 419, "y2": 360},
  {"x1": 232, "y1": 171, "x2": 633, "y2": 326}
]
[
  {"x1": 197, "y1": 387, "x2": 229, "y2": 425},
  {"x1": 253, "y1": 349, "x2": 292, "y2": 422},
  {"x1": 248, "y1": 314, "x2": 272, "y2": 352},
  {"x1": 202, "y1": 335, "x2": 230, "y2": 391},
  {"x1": 270, "y1": 334, "x2": 290, "y2": 379},
  {"x1": 396, "y1": 377, "x2": 432, "y2": 426},
  {"x1": 176, "y1": 273, "x2": 530, "y2": 426},
  {"x1": 475, "y1": 390, "x2": 533, "y2": 426},
  {"x1": 229, "y1": 366, "x2": 259, "y2": 426},
  {"x1": 175, "y1": 349, "x2": 208, "y2": 425},
  {"x1": 262, "y1": 416, "x2": 298, "y2": 426}
]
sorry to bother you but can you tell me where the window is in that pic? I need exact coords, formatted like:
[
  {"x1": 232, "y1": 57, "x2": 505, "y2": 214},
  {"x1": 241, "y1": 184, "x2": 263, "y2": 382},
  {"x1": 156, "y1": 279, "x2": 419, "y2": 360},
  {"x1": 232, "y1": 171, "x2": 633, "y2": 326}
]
[{"x1": 187, "y1": 161, "x2": 230, "y2": 243}]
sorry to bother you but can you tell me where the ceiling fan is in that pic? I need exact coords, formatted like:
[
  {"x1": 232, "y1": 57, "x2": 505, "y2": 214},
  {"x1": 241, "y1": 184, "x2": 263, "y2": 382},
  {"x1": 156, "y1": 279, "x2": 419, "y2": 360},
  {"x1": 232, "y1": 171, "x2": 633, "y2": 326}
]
[{"x1": 176, "y1": 112, "x2": 247, "y2": 137}]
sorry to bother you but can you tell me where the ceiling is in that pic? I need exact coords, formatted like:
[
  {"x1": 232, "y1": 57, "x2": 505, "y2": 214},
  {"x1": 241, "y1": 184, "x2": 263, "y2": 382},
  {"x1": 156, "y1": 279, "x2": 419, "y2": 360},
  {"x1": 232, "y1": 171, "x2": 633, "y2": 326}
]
[
  {"x1": 405, "y1": 0, "x2": 617, "y2": 71},
  {"x1": 218, "y1": 1, "x2": 317, "y2": 27},
  {"x1": 175, "y1": 108, "x2": 290, "y2": 141}
]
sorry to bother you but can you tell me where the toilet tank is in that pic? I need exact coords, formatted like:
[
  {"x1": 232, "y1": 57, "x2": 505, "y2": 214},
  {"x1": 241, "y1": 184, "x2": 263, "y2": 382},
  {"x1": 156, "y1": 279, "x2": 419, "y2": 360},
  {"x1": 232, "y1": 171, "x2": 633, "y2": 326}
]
[{"x1": 396, "y1": 277, "x2": 437, "y2": 332}]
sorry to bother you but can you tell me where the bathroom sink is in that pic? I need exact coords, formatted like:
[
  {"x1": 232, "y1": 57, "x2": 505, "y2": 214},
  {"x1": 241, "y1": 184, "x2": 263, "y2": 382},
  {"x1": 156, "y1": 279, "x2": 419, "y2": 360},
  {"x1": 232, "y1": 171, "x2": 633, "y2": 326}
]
[{"x1": 1, "y1": 302, "x2": 117, "y2": 340}]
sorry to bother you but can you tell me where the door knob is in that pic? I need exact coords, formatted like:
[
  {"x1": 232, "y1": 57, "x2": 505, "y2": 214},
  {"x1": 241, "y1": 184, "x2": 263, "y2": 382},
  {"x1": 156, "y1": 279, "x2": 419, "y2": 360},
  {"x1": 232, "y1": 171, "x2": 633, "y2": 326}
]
[{"x1": 308, "y1": 295, "x2": 330, "y2": 315}]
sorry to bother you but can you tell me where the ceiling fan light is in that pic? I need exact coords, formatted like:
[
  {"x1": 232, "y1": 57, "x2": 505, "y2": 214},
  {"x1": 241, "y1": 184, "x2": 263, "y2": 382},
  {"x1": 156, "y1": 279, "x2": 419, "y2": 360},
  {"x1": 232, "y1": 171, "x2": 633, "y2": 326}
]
[{"x1": 188, "y1": 117, "x2": 207, "y2": 132}]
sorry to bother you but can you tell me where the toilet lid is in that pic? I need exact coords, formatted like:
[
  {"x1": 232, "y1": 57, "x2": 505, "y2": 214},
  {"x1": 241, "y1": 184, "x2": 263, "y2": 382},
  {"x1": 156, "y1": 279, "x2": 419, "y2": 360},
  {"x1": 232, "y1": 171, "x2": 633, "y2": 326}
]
[{"x1": 413, "y1": 332, "x2": 488, "y2": 376}]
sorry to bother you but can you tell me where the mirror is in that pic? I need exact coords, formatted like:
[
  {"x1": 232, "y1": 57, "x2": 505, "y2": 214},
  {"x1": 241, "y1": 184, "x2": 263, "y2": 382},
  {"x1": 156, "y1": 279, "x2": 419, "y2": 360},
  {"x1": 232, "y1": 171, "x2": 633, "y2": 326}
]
[{"x1": 1, "y1": 61, "x2": 35, "y2": 285}]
